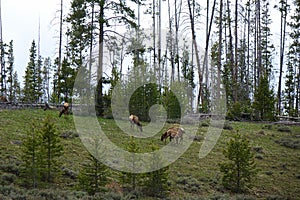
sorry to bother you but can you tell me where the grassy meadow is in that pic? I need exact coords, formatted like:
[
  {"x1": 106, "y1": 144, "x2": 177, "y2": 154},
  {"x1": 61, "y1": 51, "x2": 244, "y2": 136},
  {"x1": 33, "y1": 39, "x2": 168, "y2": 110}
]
[{"x1": 0, "y1": 109, "x2": 300, "y2": 199}]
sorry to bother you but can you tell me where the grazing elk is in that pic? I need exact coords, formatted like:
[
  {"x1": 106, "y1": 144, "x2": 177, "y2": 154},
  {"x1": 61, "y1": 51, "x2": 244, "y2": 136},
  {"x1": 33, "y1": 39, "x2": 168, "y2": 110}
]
[
  {"x1": 161, "y1": 125, "x2": 185, "y2": 144},
  {"x1": 0, "y1": 96, "x2": 8, "y2": 102},
  {"x1": 59, "y1": 102, "x2": 69, "y2": 117},
  {"x1": 129, "y1": 114, "x2": 143, "y2": 132}
]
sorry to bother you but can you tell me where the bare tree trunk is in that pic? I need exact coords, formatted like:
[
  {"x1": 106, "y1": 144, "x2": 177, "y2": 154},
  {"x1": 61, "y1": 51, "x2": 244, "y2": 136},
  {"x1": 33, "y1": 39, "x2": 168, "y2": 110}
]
[
  {"x1": 256, "y1": 0, "x2": 262, "y2": 83},
  {"x1": 174, "y1": 0, "x2": 182, "y2": 81},
  {"x1": 96, "y1": 1, "x2": 104, "y2": 116},
  {"x1": 226, "y1": 0, "x2": 234, "y2": 101},
  {"x1": 168, "y1": 0, "x2": 175, "y2": 83},
  {"x1": 277, "y1": 0, "x2": 288, "y2": 115},
  {"x1": 158, "y1": 0, "x2": 162, "y2": 86},
  {"x1": 205, "y1": 0, "x2": 210, "y2": 86},
  {"x1": 218, "y1": 0, "x2": 223, "y2": 100},
  {"x1": 56, "y1": 0, "x2": 63, "y2": 102},
  {"x1": 296, "y1": 63, "x2": 300, "y2": 116},
  {"x1": 202, "y1": 0, "x2": 216, "y2": 87},
  {"x1": 153, "y1": 0, "x2": 156, "y2": 77},
  {"x1": 187, "y1": 0, "x2": 203, "y2": 107},
  {"x1": 246, "y1": 1, "x2": 250, "y2": 98},
  {"x1": 234, "y1": 0, "x2": 238, "y2": 102}
]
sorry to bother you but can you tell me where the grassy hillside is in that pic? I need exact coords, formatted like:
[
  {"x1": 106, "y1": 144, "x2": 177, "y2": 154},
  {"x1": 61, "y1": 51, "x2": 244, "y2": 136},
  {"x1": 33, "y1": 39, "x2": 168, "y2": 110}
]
[{"x1": 0, "y1": 109, "x2": 299, "y2": 199}]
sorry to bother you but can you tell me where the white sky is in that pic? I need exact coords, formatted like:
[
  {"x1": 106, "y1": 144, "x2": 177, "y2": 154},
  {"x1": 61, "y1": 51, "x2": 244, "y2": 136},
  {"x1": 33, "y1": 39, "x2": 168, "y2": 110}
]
[
  {"x1": 1, "y1": 0, "x2": 284, "y2": 87},
  {"x1": 2, "y1": 0, "x2": 70, "y2": 82}
]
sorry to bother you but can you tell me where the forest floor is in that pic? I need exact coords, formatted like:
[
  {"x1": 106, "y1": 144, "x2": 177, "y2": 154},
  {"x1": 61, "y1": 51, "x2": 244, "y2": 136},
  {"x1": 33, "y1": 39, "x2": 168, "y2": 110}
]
[{"x1": 0, "y1": 109, "x2": 300, "y2": 199}]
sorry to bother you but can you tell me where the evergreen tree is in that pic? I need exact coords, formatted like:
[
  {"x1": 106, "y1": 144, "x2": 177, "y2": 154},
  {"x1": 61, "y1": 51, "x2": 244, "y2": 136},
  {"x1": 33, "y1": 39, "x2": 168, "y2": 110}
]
[
  {"x1": 39, "y1": 116, "x2": 63, "y2": 183},
  {"x1": 261, "y1": 0, "x2": 275, "y2": 76},
  {"x1": 42, "y1": 57, "x2": 51, "y2": 103},
  {"x1": 0, "y1": 40, "x2": 6, "y2": 94},
  {"x1": 220, "y1": 133, "x2": 258, "y2": 193},
  {"x1": 66, "y1": 0, "x2": 138, "y2": 116},
  {"x1": 284, "y1": 53, "x2": 296, "y2": 116},
  {"x1": 36, "y1": 55, "x2": 43, "y2": 102},
  {"x1": 163, "y1": 87, "x2": 181, "y2": 120},
  {"x1": 143, "y1": 143, "x2": 169, "y2": 198},
  {"x1": 253, "y1": 74, "x2": 276, "y2": 120},
  {"x1": 181, "y1": 42, "x2": 195, "y2": 112},
  {"x1": 51, "y1": 57, "x2": 60, "y2": 103},
  {"x1": 23, "y1": 40, "x2": 41, "y2": 103},
  {"x1": 121, "y1": 136, "x2": 142, "y2": 191},
  {"x1": 11, "y1": 71, "x2": 20, "y2": 102},
  {"x1": 57, "y1": 57, "x2": 75, "y2": 103},
  {"x1": 77, "y1": 152, "x2": 109, "y2": 195},
  {"x1": 287, "y1": 0, "x2": 300, "y2": 116},
  {"x1": 21, "y1": 121, "x2": 42, "y2": 188},
  {"x1": 6, "y1": 40, "x2": 14, "y2": 101},
  {"x1": 21, "y1": 117, "x2": 63, "y2": 187}
]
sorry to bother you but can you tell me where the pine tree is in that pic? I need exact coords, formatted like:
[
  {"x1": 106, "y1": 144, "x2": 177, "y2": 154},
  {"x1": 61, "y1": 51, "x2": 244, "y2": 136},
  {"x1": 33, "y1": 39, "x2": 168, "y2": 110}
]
[
  {"x1": 77, "y1": 152, "x2": 109, "y2": 195},
  {"x1": 220, "y1": 133, "x2": 258, "y2": 193},
  {"x1": 181, "y1": 42, "x2": 195, "y2": 112},
  {"x1": 39, "y1": 116, "x2": 63, "y2": 183},
  {"x1": 23, "y1": 40, "x2": 41, "y2": 103},
  {"x1": 6, "y1": 40, "x2": 14, "y2": 101},
  {"x1": 21, "y1": 117, "x2": 63, "y2": 187},
  {"x1": 143, "y1": 143, "x2": 169, "y2": 198},
  {"x1": 253, "y1": 74, "x2": 276, "y2": 120},
  {"x1": 287, "y1": 0, "x2": 300, "y2": 116},
  {"x1": 0, "y1": 40, "x2": 6, "y2": 94},
  {"x1": 121, "y1": 136, "x2": 142, "y2": 191},
  {"x1": 57, "y1": 57, "x2": 75, "y2": 103},
  {"x1": 21, "y1": 121, "x2": 42, "y2": 188},
  {"x1": 11, "y1": 71, "x2": 20, "y2": 102},
  {"x1": 66, "y1": 0, "x2": 138, "y2": 116},
  {"x1": 42, "y1": 57, "x2": 51, "y2": 103},
  {"x1": 284, "y1": 53, "x2": 296, "y2": 116}
]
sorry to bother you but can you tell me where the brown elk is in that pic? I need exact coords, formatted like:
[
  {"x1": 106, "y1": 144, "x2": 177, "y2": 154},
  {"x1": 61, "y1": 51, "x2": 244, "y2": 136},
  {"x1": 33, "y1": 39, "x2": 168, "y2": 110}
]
[
  {"x1": 59, "y1": 102, "x2": 69, "y2": 117},
  {"x1": 161, "y1": 125, "x2": 185, "y2": 144},
  {"x1": 129, "y1": 114, "x2": 143, "y2": 132},
  {"x1": 0, "y1": 96, "x2": 8, "y2": 102}
]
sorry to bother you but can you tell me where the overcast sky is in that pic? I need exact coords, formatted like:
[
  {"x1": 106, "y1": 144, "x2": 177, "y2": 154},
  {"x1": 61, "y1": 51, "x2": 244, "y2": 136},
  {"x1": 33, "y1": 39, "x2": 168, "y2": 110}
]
[
  {"x1": 2, "y1": 0, "x2": 70, "y2": 81},
  {"x1": 1, "y1": 0, "x2": 282, "y2": 86}
]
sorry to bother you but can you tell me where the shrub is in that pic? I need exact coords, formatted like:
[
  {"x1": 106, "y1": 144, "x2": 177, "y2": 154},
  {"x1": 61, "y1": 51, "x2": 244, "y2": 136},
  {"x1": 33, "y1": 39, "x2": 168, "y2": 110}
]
[
  {"x1": 277, "y1": 126, "x2": 291, "y2": 133},
  {"x1": 223, "y1": 123, "x2": 233, "y2": 130},
  {"x1": 275, "y1": 138, "x2": 300, "y2": 149},
  {"x1": 201, "y1": 121, "x2": 210, "y2": 127},
  {"x1": 0, "y1": 163, "x2": 20, "y2": 175},
  {"x1": 0, "y1": 173, "x2": 17, "y2": 185},
  {"x1": 266, "y1": 195, "x2": 288, "y2": 200},
  {"x1": 262, "y1": 124, "x2": 272, "y2": 130},
  {"x1": 252, "y1": 146, "x2": 264, "y2": 153}
]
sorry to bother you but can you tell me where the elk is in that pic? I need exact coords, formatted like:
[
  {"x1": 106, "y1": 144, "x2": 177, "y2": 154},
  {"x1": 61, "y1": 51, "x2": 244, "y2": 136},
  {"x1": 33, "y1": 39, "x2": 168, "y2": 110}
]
[
  {"x1": 129, "y1": 114, "x2": 143, "y2": 132},
  {"x1": 0, "y1": 96, "x2": 8, "y2": 102},
  {"x1": 161, "y1": 125, "x2": 185, "y2": 144},
  {"x1": 59, "y1": 102, "x2": 69, "y2": 117}
]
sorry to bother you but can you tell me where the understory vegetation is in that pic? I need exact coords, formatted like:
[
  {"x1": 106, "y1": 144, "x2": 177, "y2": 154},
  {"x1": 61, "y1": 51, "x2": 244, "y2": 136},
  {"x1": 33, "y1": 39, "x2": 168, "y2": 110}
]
[{"x1": 0, "y1": 109, "x2": 299, "y2": 199}]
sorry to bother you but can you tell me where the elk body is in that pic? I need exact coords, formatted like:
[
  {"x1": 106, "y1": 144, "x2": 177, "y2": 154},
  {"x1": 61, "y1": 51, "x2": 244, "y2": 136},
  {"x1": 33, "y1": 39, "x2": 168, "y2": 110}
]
[
  {"x1": 0, "y1": 96, "x2": 8, "y2": 102},
  {"x1": 161, "y1": 125, "x2": 185, "y2": 144},
  {"x1": 59, "y1": 102, "x2": 69, "y2": 117},
  {"x1": 129, "y1": 114, "x2": 143, "y2": 132}
]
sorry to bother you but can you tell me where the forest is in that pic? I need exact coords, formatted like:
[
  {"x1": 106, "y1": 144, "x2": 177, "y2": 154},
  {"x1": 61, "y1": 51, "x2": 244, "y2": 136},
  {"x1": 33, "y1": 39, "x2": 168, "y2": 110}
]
[
  {"x1": 0, "y1": 0, "x2": 299, "y2": 120},
  {"x1": 0, "y1": 0, "x2": 300, "y2": 199}
]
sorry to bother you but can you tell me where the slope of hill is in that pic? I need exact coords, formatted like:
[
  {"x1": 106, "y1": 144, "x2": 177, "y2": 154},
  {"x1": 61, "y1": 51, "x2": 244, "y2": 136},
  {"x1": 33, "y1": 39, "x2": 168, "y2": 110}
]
[{"x1": 0, "y1": 109, "x2": 299, "y2": 199}]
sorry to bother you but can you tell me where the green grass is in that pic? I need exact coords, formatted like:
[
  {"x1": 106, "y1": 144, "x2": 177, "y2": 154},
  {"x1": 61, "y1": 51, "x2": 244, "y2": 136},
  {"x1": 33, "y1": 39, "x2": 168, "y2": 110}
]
[{"x1": 0, "y1": 109, "x2": 300, "y2": 199}]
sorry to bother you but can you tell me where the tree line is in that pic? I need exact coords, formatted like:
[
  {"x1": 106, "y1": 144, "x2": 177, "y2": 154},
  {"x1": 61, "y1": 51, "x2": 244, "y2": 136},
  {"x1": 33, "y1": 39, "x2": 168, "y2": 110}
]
[{"x1": 0, "y1": 0, "x2": 299, "y2": 120}]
